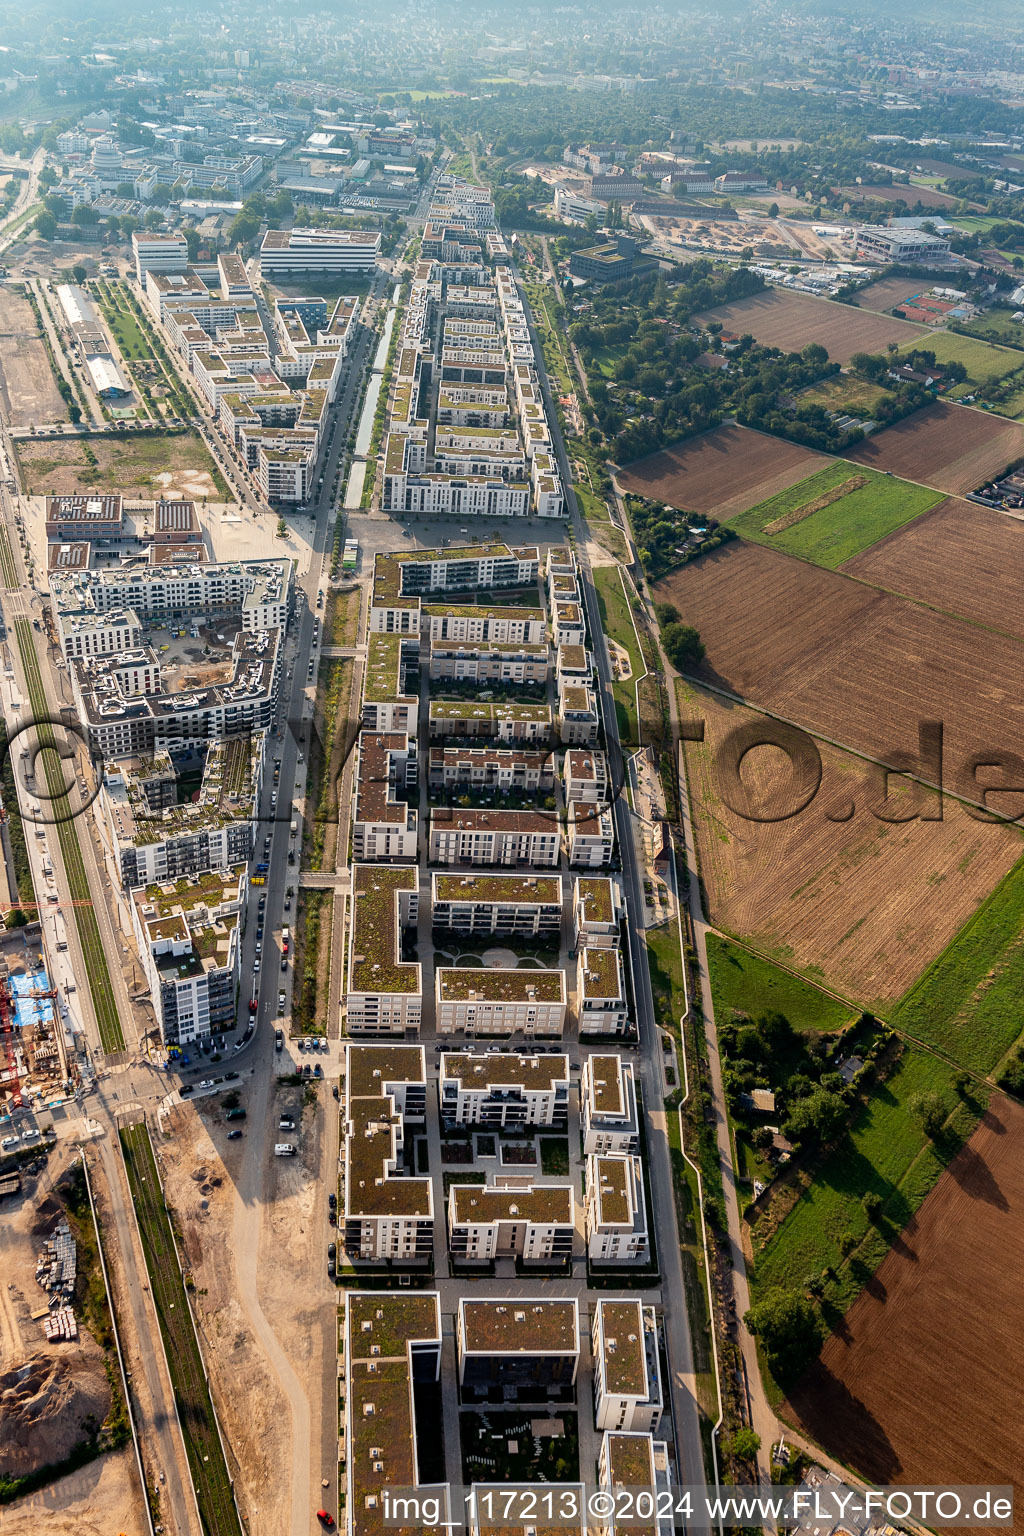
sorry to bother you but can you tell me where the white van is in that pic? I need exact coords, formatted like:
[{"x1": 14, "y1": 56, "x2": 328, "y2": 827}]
[{"x1": 274, "y1": 1143, "x2": 296, "y2": 1157}]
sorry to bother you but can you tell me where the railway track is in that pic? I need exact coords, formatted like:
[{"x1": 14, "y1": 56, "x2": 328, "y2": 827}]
[{"x1": 120, "y1": 1121, "x2": 243, "y2": 1536}]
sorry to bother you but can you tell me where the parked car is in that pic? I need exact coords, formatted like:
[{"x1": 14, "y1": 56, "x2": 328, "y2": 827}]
[
  {"x1": 227, "y1": 1129, "x2": 243, "y2": 1140},
  {"x1": 180, "y1": 1084, "x2": 194, "y2": 1096}
]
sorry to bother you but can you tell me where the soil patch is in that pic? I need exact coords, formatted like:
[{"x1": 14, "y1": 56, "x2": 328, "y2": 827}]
[
  {"x1": 845, "y1": 400, "x2": 1024, "y2": 496},
  {"x1": 617, "y1": 424, "x2": 828, "y2": 516}
]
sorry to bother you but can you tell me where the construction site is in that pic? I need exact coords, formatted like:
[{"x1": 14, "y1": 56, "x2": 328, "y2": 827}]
[{"x1": 0, "y1": 929, "x2": 70, "y2": 1132}]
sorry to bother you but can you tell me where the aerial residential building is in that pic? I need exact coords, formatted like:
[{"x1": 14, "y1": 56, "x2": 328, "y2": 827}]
[
  {"x1": 582, "y1": 1055, "x2": 640, "y2": 1155},
  {"x1": 592, "y1": 1300, "x2": 664, "y2": 1432},
  {"x1": 574, "y1": 876, "x2": 624, "y2": 949},
  {"x1": 448, "y1": 1182, "x2": 575, "y2": 1265},
  {"x1": 345, "y1": 865, "x2": 422, "y2": 1036},
  {"x1": 361, "y1": 633, "x2": 419, "y2": 735},
  {"x1": 585, "y1": 1155, "x2": 649, "y2": 1266},
  {"x1": 258, "y1": 226, "x2": 381, "y2": 273},
  {"x1": 431, "y1": 873, "x2": 563, "y2": 937},
  {"x1": 342, "y1": 1044, "x2": 432, "y2": 1264},
  {"x1": 559, "y1": 681, "x2": 601, "y2": 746},
  {"x1": 552, "y1": 602, "x2": 587, "y2": 648},
  {"x1": 342, "y1": 1291, "x2": 447, "y2": 1536},
  {"x1": 563, "y1": 749, "x2": 609, "y2": 803},
  {"x1": 577, "y1": 947, "x2": 629, "y2": 1037},
  {"x1": 429, "y1": 809, "x2": 561, "y2": 868},
  {"x1": 44, "y1": 492, "x2": 124, "y2": 542},
  {"x1": 132, "y1": 231, "x2": 188, "y2": 283},
  {"x1": 428, "y1": 641, "x2": 549, "y2": 685},
  {"x1": 596, "y1": 1432, "x2": 673, "y2": 1536},
  {"x1": 427, "y1": 747, "x2": 555, "y2": 797},
  {"x1": 428, "y1": 700, "x2": 553, "y2": 743},
  {"x1": 424, "y1": 605, "x2": 547, "y2": 646},
  {"x1": 435, "y1": 967, "x2": 567, "y2": 1037},
  {"x1": 351, "y1": 733, "x2": 418, "y2": 862},
  {"x1": 439, "y1": 1051, "x2": 570, "y2": 1129},
  {"x1": 556, "y1": 644, "x2": 593, "y2": 686},
  {"x1": 457, "y1": 1299, "x2": 580, "y2": 1400},
  {"x1": 132, "y1": 866, "x2": 245, "y2": 1047},
  {"x1": 567, "y1": 803, "x2": 615, "y2": 868}
]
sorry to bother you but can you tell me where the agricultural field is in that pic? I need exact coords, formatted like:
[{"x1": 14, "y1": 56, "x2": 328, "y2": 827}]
[
  {"x1": 15, "y1": 429, "x2": 229, "y2": 500},
  {"x1": 694, "y1": 287, "x2": 928, "y2": 366},
  {"x1": 705, "y1": 932, "x2": 854, "y2": 1033},
  {"x1": 839, "y1": 182, "x2": 960, "y2": 209},
  {"x1": 956, "y1": 304, "x2": 1024, "y2": 349},
  {"x1": 679, "y1": 681, "x2": 1024, "y2": 1007},
  {"x1": 794, "y1": 372, "x2": 892, "y2": 417},
  {"x1": 782, "y1": 1094, "x2": 1024, "y2": 1498},
  {"x1": 658, "y1": 539, "x2": 1024, "y2": 780},
  {"x1": 726, "y1": 460, "x2": 943, "y2": 568},
  {"x1": 754, "y1": 1043, "x2": 976, "y2": 1323},
  {"x1": 0, "y1": 286, "x2": 67, "y2": 427},
  {"x1": 616, "y1": 423, "x2": 828, "y2": 516},
  {"x1": 896, "y1": 328, "x2": 1024, "y2": 393},
  {"x1": 846, "y1": 400, "x2": 1024, "y2": 494},
  {"x1": 889, "y1": 856, "x2": 1024, "y2": 1073},
  {"x1": 850, "y1": 274, "x2": 930, "y2": 315},
  {"x1": 840, "y1": 496, "x2": 1024, "y2": 640}
]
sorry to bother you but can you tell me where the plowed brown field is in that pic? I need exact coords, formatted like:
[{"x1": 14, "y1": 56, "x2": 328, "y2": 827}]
[
  {"x1": 841, "y1": 497, "x2": 1024, "y2": 637},
  {"x1": 694, "y1": 288, "x2": 927, "y2": 364},
  {"x1": 783, "y1": 1094, "x2": 1024, "y2": 1502},
  {"x1": 656, "y1": 539, "x2": 1024, "y2": 792},
  {"x1": 846, "y1": 400, "x2": 1024, "y2": 495},
  {"x1": 680, "y1": 682, "x2": 1023, "y2": 1005},
  {"x1": 616, "y1": 424, "x2": 828, "y2": 515}
]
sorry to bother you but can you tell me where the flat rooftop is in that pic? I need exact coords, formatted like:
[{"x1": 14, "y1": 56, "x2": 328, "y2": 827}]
[
  {"x1": 349, "y1": 865, "x2": 420, "y2": 995},
  {"x1": 576, "y1": 877, "x2": 616, "y2": 927},
  {"x1": 460, "y1": 1298, "x2": 579, "y2": 1356},
  {"x1": 441, "y1": 1051, "x2": 569, "y2": 1090},
  {"x1": 596, "y1": 1300, "x2": 648, "y2": 1398},
  {"x1": 452, "y1": 1183, "x2": 573, "y2": 1227},
  {"x1": 588, "y1": 1055, "x2": 626, "y2": 1117},
  {"x1": 438, "y1": 968, "x2": 565, "y2": 1004},
  {"x1": 433, "y1": 873, "x2": 562, "y2": 905},
  {"x1": 347, "y1": 1043, "x2": 424, "y2": 1099}
]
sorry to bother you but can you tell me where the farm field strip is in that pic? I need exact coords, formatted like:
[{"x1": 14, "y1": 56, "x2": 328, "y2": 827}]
[
  {"x1": 13, "y1": 616, "x2": 124, "y2": 1053},
  {"x1": 705, "y1": 931, "x2": 855, "y2": 1034},
  {"x1": 694, "y1": 287, "x2": 929, "y2": 365},
  {"x1": 616, "y1": 422, "x2": 829, "y2": 517},
  {"x1": 727, "y1": 460, "x2": 943, "y2": 568},
  {"x1": 845, "y1": 399, "x2": 1024, "y2": 495},
  {"x1": 781, "y1": 1095, "x2": 1024, "y2": 1497},
  {"x1": 120, "y1": 1122, "x2": 243, "y2": 1536},
  {"x1": 676, "y1": 676, "x2": 1024, "y2": 1008}
]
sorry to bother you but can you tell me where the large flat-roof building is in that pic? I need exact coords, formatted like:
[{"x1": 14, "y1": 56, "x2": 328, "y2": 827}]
[
  {"x1": 448, "y1": 1181, "x2": 575, "y2": 1266},
  {"x1": 132, "y1": 866, "x2": 245, "y2": 1046},
  {"x1": 457, "y1": 1299, "x2": 579, "y2": 1401},
  {"x1": 44, "y1": 493, "x2": 123, "y2": 542},
  {"x1": 574, "y1": 876, "x2": 624, "y2": 949},
  {"x1": 582, "y1": 1054, "x2": 640, "y2": 1155},
  {"x1": 342, "y1": 1044, "x2": 432, "y2": 1264},
  {"x1": 577, "y1": 947, "x2": 629, "y2": 1037},
  {"x1": 436, "y1": 967, "x2": 566, "y2": 1037},
  {"x1": 132, "y1": 231, "x2": 188, "y2": 283},
  {"x1": 259, "y1": 227, "x2": 381, "y2": 274},
  {"x1": 439, "y1": 1051, "x2": 570, "y2": 1129},
  {"x1": 431, "y1": 873, "x2": 563, "y2": 937},
  {"x1": 591, "y1": 1299, "x2": 663, "y2": 1434},
  {"x1": 428, "y1": 808, "x2": 560, "y2": 868},
  {"x1": 352, "y1": 733, "x2": 418, "y2": 863},
  {"x1": 345, "y1": 866, "x2": 422, "y2": 1036},
  {"x1": 585, "y1": 1155, "x2": 649, "y2": 1266}
]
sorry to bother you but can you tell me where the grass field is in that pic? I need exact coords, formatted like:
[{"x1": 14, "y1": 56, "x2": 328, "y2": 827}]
[
  {"x1": 796, "y1": 374, "x2": 892, "y2": 417},
  {"x1": 890, "y1": 855, "x2": 1024, "y2": 1072},
  {"x1": 14, "y1": 618, "x2": 124, "y2": 1055},
  {"x1": 706, "y1": 933, "x2": 854, "y2": 1033},
  {"x1": 120, "y1": 1123, "x2": 242, "y2": 1536},
  {"x1": 955, "y1": 306, "x2": 1024, "y2": 350},
  {"x1": 897, "y1": 329, "x2": 1024, "y2": 389},
  {"x1": 16, "y1": 429, "x2": 229, "y2": 500},
  {"x1": 753, "y1": 1045, "x2": 980, "y2": 1319},
  {"x1": 726, "y1": 460, "x2": 942, "y2": 567},
  {"x1": 592, "y1": 564, "x2": 645, "y2": 745}
]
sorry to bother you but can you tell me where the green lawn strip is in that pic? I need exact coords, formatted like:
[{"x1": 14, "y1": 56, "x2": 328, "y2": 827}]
[
  {"x1": 956, "y1": 306, "x2": 1024, "y2": 351},
  {"x1": 664, "y1": 1107, "x2": 717, "y2": 1417},
  {"x1": 574, "y1": 481, "x2": 611, "y2": 524},
  {"x1": 727, "y1": 459, "x2": 942, "y2": 568},
  {"x1": 120, "y1": 1124, "x2": 242, "y2": 1536},
  {"x1": 706, "y1": 932, "x2": 854, "y2": 1034},
  {"x1": 889, "y1": 853, "x2": 1024, "y2": 1072},
  {"x1": 753, "y1": 1046, "x2": 981, "y2": 1320},
  {"x1": 898, "y1": 328, "x2": 1024, "y2": 385},
  {"x1": 14, "y1": 619, "x2": 124, "y2": 1052},
  {"x1": 592, "y1": 564, "x2": 645, "y2": 745}
]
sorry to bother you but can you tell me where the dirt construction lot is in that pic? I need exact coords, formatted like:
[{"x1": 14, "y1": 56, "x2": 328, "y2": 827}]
[
  {"x1": 0, "y1": 287, "x2": 66, "y2": 428},
  {"x1": 616, "y1": 423, "x2": 829, "y2": 515},
  {"x1": 851, "y1": 274, "x2": 929, "y2": 315},
  {"x1": 0, "y1": 1448, "x2": 147, "y2": 1536},
  {"x1": 694, "y1": 287, "x2": 928, "y2": 365},
  {"x1": 783, "y1": 1093, "x2": 1024, "y2": 1502},
  {"x1": 680, "y1": 681, "x2": 1024, "y2": 1005},
  {"x1": 841, "y1": 496, "x2": 1024, "y2": 638},
  {"x1": 846, "y1": 400, "x2": 1024, "y2": 495},
  {"x1": 15, "y1": 430, "x2": 226, "y2": 500},
  {"x1": 656, "y1": 539, "x2": 1024, "y2": 798}
]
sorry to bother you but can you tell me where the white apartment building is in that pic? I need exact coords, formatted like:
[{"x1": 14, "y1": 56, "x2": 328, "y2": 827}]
[
  {"x1": 564, "y1": 749, "x2": 609, "y2": 803},
  {"x1": 131, "y1": 867, "x2": 244, "y2": 1047},
  {"x1": 574, "y1": 876, "x2": 624, "y2": 948},
  {"x1": 429, "y1": 809, "x2": 561, "y2": 869},
  {"x1": 596, "y1": 1432, "x2": 673, "y2": 1536},
  {"x1": 428, "y1": 642, "x2": 549, "y2": 685},
  {"x1": 259, "y1": 227, "x2": 381, "y2": 273},
  {"x1": 361, "y1": 632, "x2": 419, "y2": 735},
  {"x1": 568, "y1": 803, "x2": 615, "y2": 867},
  {"x1": 592, "y1": 1300, "x2": 664, "y2": 1433},
  {"x1": 559, "y1": 680, "x2": 601, "y2": 746},
  {"x1": 351, "y1": 733, "x2": 418, "y2": 862},
  {"x1": 342, "y1": 1045, "x2": 432, "y2": 1264},
  {"x1": 585, "y1": 1155, "x2": 650, "y2": 1266},
  {"x1": 577, "y1": 947, "x2": 629, "y2": 1037},
  {"x1": 132, "y1": 231, "x2": 188, "y2": 283},
  {"x1": 428, "y1": 747, "x2": 555, "y2": 798},
  {"x1": 435, "y1": 967, "x2": 567, "y2": 1036},
  {"x1": 457, "y1": 1299, "x2": 580, "y2": 1397},
  {"x1": 553, "y1": 601, "x2": 587, "y2": 648},
  {"x1": 428, "y1": 700, "x2": 553, "y2": 742},
  {"x1": 431, "y1": 872, "x2": 563, "y2": 937},
  {"x1": 439, "y1": 1052, "x2": 570, "y2": 1129},
  {"x1": 424, "y1": 606, "x2": 547, "y2": 646},
  {"x1": 448, "y1": 1182, "x2": 575, "y2": 1265},
  {"x1": 345, "y1": 865, "x2": 422, "y2": 1035},
  {"x1": 582, "y1": 1055, "x2": 640, "y2": 1155}
]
